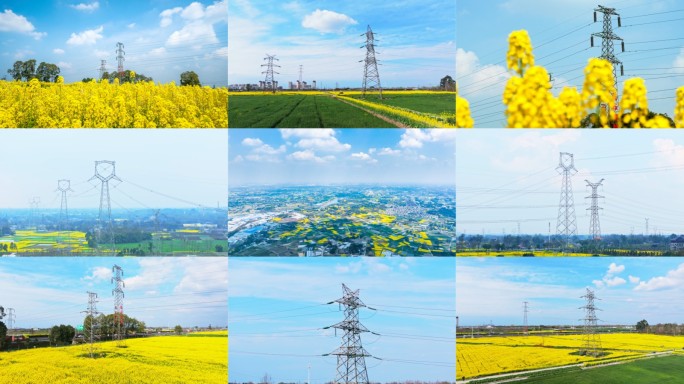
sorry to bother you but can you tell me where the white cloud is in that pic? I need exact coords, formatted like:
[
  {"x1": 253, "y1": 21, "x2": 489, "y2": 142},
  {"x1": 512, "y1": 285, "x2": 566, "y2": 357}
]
[
  {"x1": 593, "y1": 262, "x2": 627, "y2": 288},
  {"x1": 607, "y1": 262, "x2": 625, "y2": 276},
  {"x1": 288, "y1": 149, "x2": 334, "y2": 163},
  {"x1": 652, "y1": 139, "x2": 684, "y2": 168},
  {"x1": 629, "y1": 275, "x2": 640, "y2": 284},
  {"x1": 242, "y1": 138, "x2": 263, "y2": 147},
  {"x1": 399, "y1": 129, "x2": 457, "y2": 148},
  {"x1": 280, "y1": 128, "x2": 351, "y2": 152},
  {"x1": 351, "y1": 152, "x2": 377, "y2": 164},
  {"x1": 70, "y1": 2, "x2": 99, "y2": 12},
  {"x1": 83, "y1": 266, "x2": 111, "y2": 282},
  {"x1": 66, "y1": 25, "x2": 104, "y2": 45},
  {"x1": 301, "y1": 9, "x2": 357, "y2": 34},
  {"x1": 181, "y1": 2, "x2": 205, "y2": 20},
  {"x1": 456, "y1": 48, "x2": 510, "y2": 98},
  {"x1": 634, "y1": 263, "x2": 684, "y2": 291},
  {"x1": 160, "y1": 7, "x2": 183, "y2": 27},
  {"x1": 0, "y1": 9, "x2": 46, "y2": 39},
  {"x1": 127, "y1": 23, "x2": 136, "y2": 29},
  {"x1": 57, "y1": 61, "x2": 72, "y2": 69},
  {"x1": 94, "y1": 49, "x2": 109, "y2": 58},
  {"x1": 377, "y1": 147, "x2": 401, "y2": 156},
  {"x1": 253, "y1": 144, "x2": 286, "y2": 155},
  {"x1": 167, "y1": 22, "x2": 218, "y2": 47},
  {"x1": 14, "y1": 49, "x2": 34, "y2": 59},
  {"x1": 674, "y1": 49, "x2": 684, "y2": 73},
  {"x1": 53, "y1": 48, "x2": 65, "y2": 55}
]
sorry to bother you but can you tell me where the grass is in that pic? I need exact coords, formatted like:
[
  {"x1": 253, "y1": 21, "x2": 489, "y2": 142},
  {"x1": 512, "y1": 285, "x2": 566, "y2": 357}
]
[
  {"x1": 0, "y1": 332, "x2": 227, "y2": 383},
  {"x1": 228, "y1": 94, "x2": 397, "y2": 127},
  {"x1": 346, "y1": 92, "x2": 455, "y2": 115},
  {"x1": 521, "y1": 355, "x2": 684, "y2": 383}
]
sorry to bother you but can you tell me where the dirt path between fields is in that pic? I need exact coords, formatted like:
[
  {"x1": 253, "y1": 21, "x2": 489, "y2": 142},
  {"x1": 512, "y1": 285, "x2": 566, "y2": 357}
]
[{"x1": 332, "y1": 95, "x2": 409, "y2": 128}]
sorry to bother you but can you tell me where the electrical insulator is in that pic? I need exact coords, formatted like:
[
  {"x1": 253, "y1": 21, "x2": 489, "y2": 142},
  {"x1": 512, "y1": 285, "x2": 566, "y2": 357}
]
[
  {"x1": 620, "y1": 65, "x2": 624, "y2": 76},
  {"x1": 594, "y1": 12, "x2": 597, "y2": 22},
  {"x1": 618, "y1": 16, "x2": 622, "y2": 27},
  {"x1": 591, "y1": 36, "x2": 594, "y2": 47},
  {"x1": 621, "y1": 41, "x2": 625, "y2": 52}
]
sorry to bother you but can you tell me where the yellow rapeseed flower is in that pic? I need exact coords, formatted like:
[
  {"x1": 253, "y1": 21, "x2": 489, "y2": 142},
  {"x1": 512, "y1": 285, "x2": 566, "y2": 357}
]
[
  {"x1": 507, "y1": 30, "x2": 535, "y2": 76},
  {"x1": 676, "y1": 86, "x2": 684, "y2": 128}
]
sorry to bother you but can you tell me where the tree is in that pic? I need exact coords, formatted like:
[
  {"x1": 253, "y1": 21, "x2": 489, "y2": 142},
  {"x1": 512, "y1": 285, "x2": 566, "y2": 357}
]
[
  {"x1": 49, "y1": 324, "x2": 76, "y2": 346},
  {"x1": 36, "y1": 62, "x2": 60, "y2": 82},
  {"x1": 82, "y1": 77, "x2": 95, "y2": 83},
  {"x1": 7, "y1": 61, "x2": 23, "y2": 80},
  {"x1": 215, "y1": 244, "x2": 224, "y2": 252},
  {"x1": 21, "y1": 59, "x2": 37, "y2": 81},
  {"x1": 180, "y1": 71, "x2": 200, "y2": 86},
  {"x1": 174, "y1": 325, "x2": 183, "y2": 335},
  {"x1": 440, "y1": 75, "x2": 455, "y2": 91},
  {"x1": 0, "y1": 321, "x2": 7, "y2": 350},
  {"x1": 636, "y1": 319, "x2": 649, "y2": 333}
]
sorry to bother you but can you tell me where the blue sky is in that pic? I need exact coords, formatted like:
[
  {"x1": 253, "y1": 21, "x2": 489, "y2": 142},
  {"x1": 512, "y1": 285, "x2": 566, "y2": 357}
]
[
  {"x1": 456, "y1": 129, "x2": 684, "y2": 236},
  {"x1": 228, "y1": 0, "x2": 456, "y2": 88},
  {"x1": 457, "y1": 0, "x2": 683, "y2": 127},
  {"x1": 0, "y1": 257, "x2": 228, "y2": 329},
  {"x1": 229, "y1": 128, "x2": 456, "y2": 186},
  {"x1": 458, "y1": 257, "x2": 684, "y2": 326},
  {"x1": 229, "y1": 257, "x2": 455, "y2": 383},
  {"x1": 0, "y1": 129, "x2": 227, "y2": 209},
  {"x1": 0, "y1": 1, "x2": 227, "y2": 85}
]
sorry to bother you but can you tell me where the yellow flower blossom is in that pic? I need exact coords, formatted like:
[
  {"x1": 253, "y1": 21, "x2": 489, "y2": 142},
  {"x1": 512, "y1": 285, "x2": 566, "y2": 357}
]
[
  {"x1": 676, "y1": 86, "x2": 684, "y2": 128},
  {"x1": 507, "y1": 30, "x2": 535, "y2": 76}
]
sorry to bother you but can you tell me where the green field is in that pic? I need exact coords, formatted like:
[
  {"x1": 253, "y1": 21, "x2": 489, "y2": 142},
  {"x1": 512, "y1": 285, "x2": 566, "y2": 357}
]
[
  {"x1": 228, "y1": 94, "x2": 396, "y2": 127},
  {"x1": 346, "y1": 92, "x2": 455, "y2": 115},
  {"x1": 114, "y1": 237, "x2": 226, "y2": 255},
  {"x1": 521, "y1": 355, "x2": 684, "y2": 383}
]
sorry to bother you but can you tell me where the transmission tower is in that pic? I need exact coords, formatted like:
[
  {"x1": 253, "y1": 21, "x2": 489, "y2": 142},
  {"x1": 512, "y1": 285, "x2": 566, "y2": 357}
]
[
  {"x1": 591, "y1": 5, "x2": 625, "y2": 102},
  {"x1": 556, "y1": 152, "x2": 578, "y2": 250},
  {"x1": 523, "y1": 302, "x2": 529, "y2": 336},
  {"x1": 111, "y1": 265, "x2": 125, "y2": 347},
  {"x1": 29, "y1": 197, "x2": 40, "y2": 228},
  {"x1": 261, "y1": 54, "x2": 280, "y2": 93},
  {"x1": 299, "y1": 64, "x2": 303, "y2": 90},
  {"x1": 579, "y1": 288, "x2": 603, "y2": 357},
  {"x1": 116, "y1": 42, "x2": 125, "y2": 79},
  {"x1": 57, "y1": 179, "x2": 73, "y2": 230},
  {"x1": 82, "y1": 291, "x2": 101, "y2": 358},
  {"x1": 7, "y1": 308, "x2": 15, "y2": 330},
  {"x1": 89, "y1": 160, "x2": 121, "y2": 250},
  {"x1": 327, "y1": 284, "x2": 373, "y2": 384},
  {"x1": 98, "y1": 59, "x2": 107, "y2": 80},
  {"x1": 645, "y1": 218, "x2": 649, "y2": 236},
  {"x1": 585, "y1": 179, "x2": 605, "y2": 241},
  {"x1": 361, "y1": 25, "x2": 382, "y2": 99}
]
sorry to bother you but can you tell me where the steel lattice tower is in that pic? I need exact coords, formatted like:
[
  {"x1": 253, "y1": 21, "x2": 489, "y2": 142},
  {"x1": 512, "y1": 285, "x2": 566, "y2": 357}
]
[
  {"x1": 523, "y1": 302, "x2": 529, "y2": 336},
  {"x1": 29, "y1": 197, "x2": 40, "y2": 228},
  {"x1": 591, "y1": 6, "x2": 624, "y2": 100},
  {"x1": 580, "y1": 288, "x2": 603, "y2": 357},
  {"x1": 57, "y1": 179, "x2": 73, "y2": 229},
  {"x1": 585, "y1": 179, "x2": 605, "y2": 241},
  {"x1": 328, "y1": 284, "x2": 373, "y2": 384},
  {"x1": 116, "y1": 42, "x2": 125, "y2": 79},
  {"x1": 556, "y1": 153, "x2": 578, "y2": 249},
  {"x1": 361, "y1": 25, "x2": 382, "y2": 99},
  {"x1": 89, "y1": 161, "x2": 121, "y2": 250},
  {"x1": 82, "y1": 292, "x2": 101, "y2": 358},
  {"x1": 261, "y1": 54, "x2": 280, "y2": 93},
  {"x1": 99, "y1": 60, "x2": 107, "y2": 80},
  {"x1": 112, "y1": 265, "x2": 125, "y2": 347},
  {"x1": 7, "y1": 308, "x2": 15, "y2": 330}
]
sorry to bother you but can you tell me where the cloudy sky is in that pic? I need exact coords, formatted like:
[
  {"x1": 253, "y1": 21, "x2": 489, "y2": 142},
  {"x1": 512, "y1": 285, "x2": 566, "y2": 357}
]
[
  {"x1": 456, "y1": 129, "x2": 684, "y2": 236},
  {"x1": 0, "y1": 129, "x2": 227, "y2": 209},
  {"x1": 0, "y1": 257, "x2": 228, "y2": 329},
  {"x1": 229, "y1": 257, "x2": 455, "y2": 383},
  {"x1": 228, "y1": 0, "x2": 456, "y2": 88},
  {"x1": 458, "y1": 257, "x2": 684, "y2": 326},
  {"x1": 457, "y1": 0, "x2": 683, "y2": 127},
  {"x1": 229, "y1": 128, "x2": 456, "y2": 186},
  {"x1": 0, "y1": 1, "x2": 227, "y2": 85}
]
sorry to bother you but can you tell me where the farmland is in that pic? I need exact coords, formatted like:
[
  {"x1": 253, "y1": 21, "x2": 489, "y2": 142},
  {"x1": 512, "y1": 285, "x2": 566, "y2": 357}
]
[
  {"x1": 457, "y1": 333, "x2": 684, "y2": 380},
  {"x1": 228, "y1": 185, "x2": 456, "y2": 256},
  {"x1": 0, "y1": 332, "x2": 228, "y2": 383},
  {"x1": 519, "y1": 355, "x2": 684, "y2": 383},
  {"x1": 228, "y1": 91, "x2": 456, "y2": 128},
  {"x1": 0, "y1": 80, "x2": 228, "y2": 128}
]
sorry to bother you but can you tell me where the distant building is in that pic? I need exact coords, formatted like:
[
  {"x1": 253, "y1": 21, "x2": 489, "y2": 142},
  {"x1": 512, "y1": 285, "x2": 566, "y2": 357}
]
[{"x1": 670, "y1": 236, "x2": 684, "y2": 251}]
